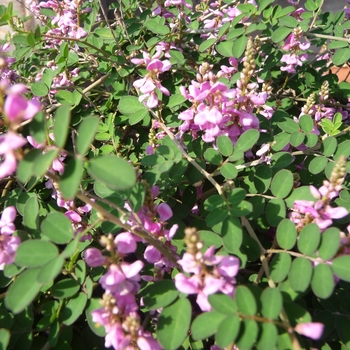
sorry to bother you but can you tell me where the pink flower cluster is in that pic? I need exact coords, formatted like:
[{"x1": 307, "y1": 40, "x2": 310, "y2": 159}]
[
  {"x1": 175, "y1": 229, "x2": 240, "y2": 311},
  {"x1": 124, "y1": 185, "x2": 179, "y2": 276},
  {"x1": 85, "y1": 233, "x2": 161, "y2": 350},
  {"x1": 0, "y1": 44, "x2": 17, "y2": 83},
  {"x1": 290, "y1": 182, "x2": 348, "y2": 231},
  {"x1": 29, "y1": 0, "x2": 87, "y2": 45},
  {"x1": 0, "y1": 83, "x2": 41, "y2": 179},
  {"x1": 178, "y1": 61, "x2": 268, "y2": 143},
  {"x1": 0, "y1": 206, "x2": 20, "y2": 270},
  {"x1": 199, "y1": 1, "x2": 257, "y2": 40},
  {"x1": 281, "y1": 29, "x2": 310, "y2": 74},
  {"x1": 132, "y1": 51, "x2": 172, "y2": 108},
  {"x1": 36, "y1": 64, "x2": 80, "y2": 94}
]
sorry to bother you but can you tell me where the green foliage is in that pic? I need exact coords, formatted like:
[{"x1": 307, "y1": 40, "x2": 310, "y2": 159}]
[
  {"x1": 2, "y1": 0, "x2": 350, "y2": 348},
  {"x1": 157, "y1": 298, "x2": 191, "y2": 350}
]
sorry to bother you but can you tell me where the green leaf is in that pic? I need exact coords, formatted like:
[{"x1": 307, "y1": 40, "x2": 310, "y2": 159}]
[
  {"x1": 53, "y1": 105, "x2": 71, "y2": 148},
  {"x1": 55, "y1": 90, "x2": 74, "y2": 105},
  {"x1": 220, "y1": 163, "x2": 238, "y2": 179},
  {"x1": 226, "y1": 27, "x2": 245, "y2": 40},
  {"x1": 51, "y1": 278, "x2": 80, "y2": 299},
  {"x1": 304, "y1": 133, "x2": 318, "y2": 147},
  {"x1": 235, "y1": 285, "x2": 257, "y2": 316},
  {"x1": 254, "y1": 165, "x2": 272, "y2": 194},
  {"x1": 321, "y1": 137, "x2": 337, "y2": 157},
  {"x1": 276, "y1": 219, "x2": 297, "y2": 250},
  {"x1": 23, "y1": 196, "x2": 39, "y2": 237},
  {"x1": 88, "y1": 155, "x2": 136, "y2": 191},
  {"x1": 284, "y1": 300, "x2": 311, "y2": 324},
  {"x1": 206, "y1": 207, "x2": 228, "y2": 227},
  {"x1": 232, "y1": 35, "x2": 248, "y2": 58},
  {"x1": 230, "y1": 200, "x2": 253, "y2": 217},
  {"x1": 311, "y1": 263, "x2": 335, "y2": 299},
  {"x1": 261, "y1": 288, "x2": 282, "y2": 319},
  {"x1": 204, "y1": 148, "x2": 223, "y2": 165},
  {"x1": 41, "y1": 68, "x2": 55, "y2": 88},
  {"x1": 257, "y1": 322, "x2": 278, "y2": 350},
  {"x1": 220, "y1": 216, "x2": 243, "y2": 253},
  {"x1": 299, "y1": 114, "x2": 314, "y2": 133},
  {"x1": 217, "y1": 135, "x2": 233, "y2": 156},
  {"x1": 59, "y1": 157, "x2": 83, "y2": 200},
  {"x1": 271, "y1": 133, "x2": 290, "y2": 151},
  {"x1": 204, "y1": 196, "x2": 224, "y2": 212},
  {"x1": 60, "y1": 292, "x2": 87, "y2": 326},
  {"x1": 32, "y1": 149, "x2": 58, "y2": 178},
  {"x1": 270, "y1": 252, "x2": 291, "y2": 283},
  {"x1": 41, "y1": 212, "x2": 74, "y2": 244},
  {"x1": 191, "y1": 311, "x2": 227, "y2": 340},
  {"x1": 272, "y1": 27, "x2": 292, "y2": 42},
  {"x1": 236, "y1": 319, "x2": 258, "y2": 350},
  {"x1": 271, "y1": 169, "x2": 293, "y2": 198},
  {"x1": 216, "y1": 315, "x2": 240, "y2": 348},
  {"x1": 234, "y1": 129, "x2": 260, "y2": 152},
  {"x1": 279, "y1": 16, "x2": 298, "y2": 27},
  {"x1": 118, "y1": 96, "x2": 146, "y2": 114},
  {"x1": 208, "y1": 293, "x2": 237, "y2": 315},
  {"x1": 157, "y1": 298, "x2": 191, "y2": 350},
  {"x1": 217, "y1": 22, "x2": 231, "y2": 39},
  {"x1": 0, "y1": 329, "x2": 10, "y2": 349},
  {"x1": 76, "y1": 116, "x2": 99, "y2": 155},
  {"x1": 290, "y1": 132, "x2": 305, "y2": 147},
  {"x1": 5, "y1": 268, "x2": 42, "y2": 314},
  {"x1": 29, "y1": 111, "x2": 46, "y2": 144},
  {"x1": 199, "y1": 230, "x2": 222, "y2": 249},
  {"x1": 31, "y1": 82, "x2": 49, "y2": 97},
  {"x1": 216, "y1": 41, "x2": 234, "y2": 57},
  {"x1": 129, "y1": 109, "x2": 148, "y2": 125},
  {"x1": 289, "y1": 257, "x2": 313, "y2": 292},
  {"x1": 318, "y1": 227, "x2": 341, "y2": 261},
  {"x1": 199, "y1": 38, "x2": 216, "y2": 52},
  {"x1": 332, "y1": 255, "x2": 350, "y2": 282},
  {"x1": 37, "y1": 256, "x2": 65, "y2": 284},
  {"x1": 15, "y1": 240, "x2": 59, "y2": 268},
  {"x1": 141, "y1": 280, "x2": 179, "y2": 310},
  {"x1": 278, "y1": 117, "x2": 300, "y2": 134},
  {"x1": 265, "y1": 198, "x2": 286, "y2": 227},
  {"x1": 144, "y1": 20, "x2": 170, "y2": 35},
  {"x1": 334, "y1": 140, "x2": 350, "y2": 160},
  {"x1": 298, "y1": 223, "x2": 321, "y2": 255},
  {"x1": 227, "y1": 188, "x2": 246, "y2": 205},
  {"x1": 308, "y1": 156, "x2": 328, "y2": 175},
  {"x1": 332, "y1": 48, "x2": 350, "y2": 66}
]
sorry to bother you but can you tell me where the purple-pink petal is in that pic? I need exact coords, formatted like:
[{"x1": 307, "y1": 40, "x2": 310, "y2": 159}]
[
  {"x1": 294, "y1": 322, "x2": 324, "y2": 340},
  {"x1": 84, "y1": 248, "x2": 106, "y2": 267},
  {"x1": 157, "y1": 203, "x2": 173, "y2": 221}
]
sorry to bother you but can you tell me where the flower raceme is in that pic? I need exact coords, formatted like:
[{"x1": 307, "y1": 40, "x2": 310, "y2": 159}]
[
  {"x1": 174, "y1": 228, "x2": 240, "y2": 311},
  {"x1": 0, "y1": 84, "x2": 41, "y2": 179},
  {"x1": 132, "y1": 51, "x2": 171, "y2": 108},
  {"x1": 0, "y1": 206, "x2": 20, "y2": 270}
]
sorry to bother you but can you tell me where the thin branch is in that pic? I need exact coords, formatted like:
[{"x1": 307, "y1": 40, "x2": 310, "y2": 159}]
[{"x1": 266, "y1": 249, "x2": 322, "y2": 263}]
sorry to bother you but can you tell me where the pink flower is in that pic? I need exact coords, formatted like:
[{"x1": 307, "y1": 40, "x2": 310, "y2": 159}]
[
  {"x1": 115, "y1": 232, "x2": 137, "y2": 254},
  {"x1": 294, "y1": 322, "x2": 324, "y2": 340},
  {"x1": 84, "y1": 248, "x2": 106, "y2": 267},
  {"x1": 4, "y1": 93, "x2": 41, "y2": 123},
  {"x1": 0, "y1": 206, "x2": 16, "y2": 235},
  {"x1": 157, "y1": 203, "x2": 173, "y2": 221},
  {"x1": 0, "y1": 132, "x2": 27, "y2": 179},
  {"x1": 0, "y1": 235, "x2": 21, "y2": 270}
]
